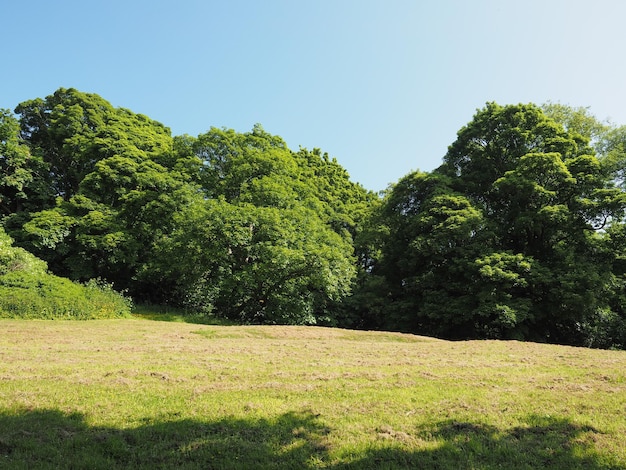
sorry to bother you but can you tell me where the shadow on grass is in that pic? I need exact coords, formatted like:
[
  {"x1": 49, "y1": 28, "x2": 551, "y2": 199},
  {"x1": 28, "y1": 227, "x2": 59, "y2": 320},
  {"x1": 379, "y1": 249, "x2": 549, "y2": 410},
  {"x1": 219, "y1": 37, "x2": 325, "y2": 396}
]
[
  {"x1": 0, "y1": 410, "x2": 621, "y2": 469},
  {"x1": 131, "y1": 304, "x2": 235, "y2": 326},
  {"x1": 0, "y1": 409, "x2": 329, "y2": 469},
  {"x1": 337, "y1": 415, "x2": 622, "y2": 470}
]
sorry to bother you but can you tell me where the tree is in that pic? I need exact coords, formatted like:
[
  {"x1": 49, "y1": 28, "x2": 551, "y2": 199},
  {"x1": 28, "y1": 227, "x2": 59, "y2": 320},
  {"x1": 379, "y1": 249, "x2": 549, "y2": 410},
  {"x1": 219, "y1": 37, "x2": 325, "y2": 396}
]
[
  {"x1": 170, "y1": 125, "x2": 366, "y2": 324},
  {"x1": 364, "y1": 171, "x2": 492, "y2": 336},
  {"x1": 150, "y1": 199, "x2": 355, "y2": 324},
  {"x1": 7, "y1": 88, "x2": 189, "y2": 300},
  {"x1": 9, "y1": 97, "x2": 367, "y2": 323},
  {"x1": 366, "y1": 103, "x2": 626, "y2": 345},
  {"x1": 14, "y1": 88, "x2": 172, "y2": 202},
  {"x1": 438, "y1": 102, "x2": 588, "y2": 212},
  {"x1": 180, "y1": 125, "x2": 373, "y2": 324},
  {"x1": 18, "y1": 154, "x2": 200, "y2": 300},
  {"x1": 0, "y1": 110, "x2": 49, "y2": 217}
]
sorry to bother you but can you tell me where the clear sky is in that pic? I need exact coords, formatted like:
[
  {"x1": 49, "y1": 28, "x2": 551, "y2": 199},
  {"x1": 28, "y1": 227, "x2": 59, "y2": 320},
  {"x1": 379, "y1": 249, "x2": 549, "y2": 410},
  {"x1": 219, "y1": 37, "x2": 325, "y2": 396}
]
[{"x1": 2, "y1": 0, "x2": 626, "y2": 191}]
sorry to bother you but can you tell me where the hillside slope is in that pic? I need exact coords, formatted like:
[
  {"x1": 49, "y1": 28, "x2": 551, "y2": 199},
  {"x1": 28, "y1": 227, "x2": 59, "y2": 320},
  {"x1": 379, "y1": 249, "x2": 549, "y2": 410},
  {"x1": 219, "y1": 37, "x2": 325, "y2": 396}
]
[{"x1": 0, "y1": 320, "x2": 624, "y2": 468}]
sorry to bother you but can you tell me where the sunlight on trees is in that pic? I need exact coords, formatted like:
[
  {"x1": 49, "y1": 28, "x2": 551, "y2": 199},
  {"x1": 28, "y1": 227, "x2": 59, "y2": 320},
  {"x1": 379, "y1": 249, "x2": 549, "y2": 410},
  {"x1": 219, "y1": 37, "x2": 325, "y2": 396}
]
[{"x1": 2, "y1": 89, "x2": 625, "y2": 347}]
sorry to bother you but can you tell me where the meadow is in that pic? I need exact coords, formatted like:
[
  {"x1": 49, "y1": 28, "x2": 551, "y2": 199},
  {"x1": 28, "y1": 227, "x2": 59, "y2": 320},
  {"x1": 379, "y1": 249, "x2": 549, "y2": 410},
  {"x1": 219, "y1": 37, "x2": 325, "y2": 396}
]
[{"x1": 0, "y1": 318, "x2": 625, "y2": 469}]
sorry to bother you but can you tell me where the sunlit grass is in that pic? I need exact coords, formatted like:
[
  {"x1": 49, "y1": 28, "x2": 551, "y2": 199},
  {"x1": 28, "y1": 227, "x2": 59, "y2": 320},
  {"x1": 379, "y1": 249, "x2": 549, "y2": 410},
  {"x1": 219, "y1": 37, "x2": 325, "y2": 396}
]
[{"x1": 0, "y1": 319, "x2": 624, "y2": 468}]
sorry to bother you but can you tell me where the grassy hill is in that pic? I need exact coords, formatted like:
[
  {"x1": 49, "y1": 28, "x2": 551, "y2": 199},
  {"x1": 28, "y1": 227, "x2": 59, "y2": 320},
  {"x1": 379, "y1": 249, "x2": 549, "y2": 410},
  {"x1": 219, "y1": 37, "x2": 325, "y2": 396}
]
[{"x1": 0, "y1": 319, "x2": 624, "y2": 469}]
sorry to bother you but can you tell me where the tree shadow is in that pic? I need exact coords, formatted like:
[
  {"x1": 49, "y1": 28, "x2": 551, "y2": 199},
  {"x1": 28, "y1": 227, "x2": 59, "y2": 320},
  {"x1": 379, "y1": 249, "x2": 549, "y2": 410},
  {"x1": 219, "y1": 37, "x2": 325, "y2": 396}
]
[
  {"x1": 0, "y1": 410, "x2": 622, "y2": 469},
  {"x1": 0, "y1": 408, "x2": 329, "y2": 469},
  {"x1": 131, "y1": 306, "x2": 235, "y2": 326},
  {"x1": 337, "y1": 415, "x2": 623, "y2": 469}
]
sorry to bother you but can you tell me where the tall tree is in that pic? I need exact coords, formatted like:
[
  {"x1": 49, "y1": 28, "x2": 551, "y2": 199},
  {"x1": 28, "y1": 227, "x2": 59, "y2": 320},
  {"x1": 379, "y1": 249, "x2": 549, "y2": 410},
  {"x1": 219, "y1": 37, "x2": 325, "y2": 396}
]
[
  {"x1": 363, "y1": 171, "x2": 492, "y2": 336},
  {"x1": 8, "y1": 88, "x2": 183, "y2": 299},
  {"x1": 14, "y1": 88, "x2": 172, "y2": 202},
  {"x1": 0, "y1": 110, "x2": 48, "y2": 216},
  {"x1": 11, "y1": 102, "x2": 367, "y2": 323},
  {"x1": 367, "y1": 103, "x2": 626, "y2": 345},
  {"x1": 438, "y1": 102, "x2": 589, "y2": 211},
  {"x1": 166, "y1": 125, "x2": 365, "y2": 324},
  {"x1": 149, "y1": 199, "x2": 355, "y2": 324}
]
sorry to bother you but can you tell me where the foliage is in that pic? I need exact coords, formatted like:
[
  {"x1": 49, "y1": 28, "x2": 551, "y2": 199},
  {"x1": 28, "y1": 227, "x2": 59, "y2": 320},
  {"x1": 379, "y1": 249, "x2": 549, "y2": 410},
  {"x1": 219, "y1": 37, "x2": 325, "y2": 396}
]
[
  {"x1": 14, "y1": 88, "x2": 172, "y2": 202},
  {"x1": 0, "y1": 227, "x2": 131, "y2": 319},
  {"x1": 5, "y1": 89, "x2": 370, "y2": 325},
  {"x1": 0, "y1": 109, "x2": 48, "y2": 216},
  {"x1": 4, "y1": 87, "x2": 626, "y2": 346},
  {"x1": 0, "y1": 274, "x2": 132, "y2": 320},
  {"x1": 0, "y1": 226, "x2": 48, "y2": 276},
  {"x1": 149, "y1": 189, "x2": 356, "y2": 325},
  {"x1": 363, "y1": 103, "x2": 626, "y2": 346},
  {"x1": 135, "y1": 124, "x2": 367, "y2": 325},
  {"x1": 6, "y1": 88, "x2": 186, "y2": 296}
]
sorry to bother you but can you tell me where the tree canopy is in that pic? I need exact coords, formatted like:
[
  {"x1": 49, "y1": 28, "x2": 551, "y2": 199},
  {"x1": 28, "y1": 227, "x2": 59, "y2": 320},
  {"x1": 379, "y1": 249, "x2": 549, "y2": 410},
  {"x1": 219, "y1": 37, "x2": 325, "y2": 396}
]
[
  {"x1": 2, "y1": 89, "x2": 626, "y2": 348},
  {"x1": 364, "y1": 103, "x2": 626, "y2": 347},
  {"x1": 3, "y1": 88, "x2": 373, "y2": 326}
]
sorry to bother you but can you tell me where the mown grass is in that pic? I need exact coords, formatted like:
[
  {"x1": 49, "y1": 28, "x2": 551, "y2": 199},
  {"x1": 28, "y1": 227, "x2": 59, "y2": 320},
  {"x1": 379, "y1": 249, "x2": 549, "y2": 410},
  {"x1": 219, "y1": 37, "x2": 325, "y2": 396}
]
[{"x1": 0, "y1": 319, "x2": 625, "y2": 469}]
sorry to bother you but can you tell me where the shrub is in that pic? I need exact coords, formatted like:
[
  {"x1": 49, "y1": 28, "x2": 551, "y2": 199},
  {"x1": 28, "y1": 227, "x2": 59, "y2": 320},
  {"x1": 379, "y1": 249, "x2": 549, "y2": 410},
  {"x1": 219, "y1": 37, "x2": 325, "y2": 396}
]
[{"x1": 0, "y1": 228, "x2": 131, "y2": 319}]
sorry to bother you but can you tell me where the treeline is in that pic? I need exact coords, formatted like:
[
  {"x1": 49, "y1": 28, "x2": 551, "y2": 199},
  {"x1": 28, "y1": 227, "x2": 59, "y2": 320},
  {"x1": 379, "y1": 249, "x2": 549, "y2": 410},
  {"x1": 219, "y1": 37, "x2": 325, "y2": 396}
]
[
  {"x1": 0, "y1": 88, "x2": 373, "y2": 325},
  {"x1": 1, "y1": 88, "x2": 626, "y2": 348}
]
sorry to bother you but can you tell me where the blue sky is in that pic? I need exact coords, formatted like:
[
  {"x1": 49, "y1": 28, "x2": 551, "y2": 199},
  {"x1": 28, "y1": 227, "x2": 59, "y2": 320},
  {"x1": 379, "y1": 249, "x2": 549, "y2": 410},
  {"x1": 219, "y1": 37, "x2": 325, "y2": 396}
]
[{"x1": 2, "y1": 0, "x2": 626, "y2": 191}]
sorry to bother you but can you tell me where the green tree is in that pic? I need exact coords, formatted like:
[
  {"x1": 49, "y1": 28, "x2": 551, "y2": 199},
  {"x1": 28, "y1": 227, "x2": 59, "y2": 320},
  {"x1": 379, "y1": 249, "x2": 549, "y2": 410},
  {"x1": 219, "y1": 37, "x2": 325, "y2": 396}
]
[
  {"x1": 150, "y1": 199, "x2": 355, "y2": 324},
  {"x1": 439, "y1": 102, "x2": 589, "y2": 211},
  {"x1": 7, "y1": 88, "x2": 189, "y2": 300},
  {"x1": 14, "y1": 88, "x2": 172, "y2": 202},
  {"x1": 4, "y1": 89, "x2": 372, "y2": 325},
  {"x1": 368, "y1": 103, "x2": 626, "y2": 345},
  {"x1": 183, "y1": 125, "x2": 371, "y2": 324},
  {"x1": 19, "y1": 155, "x2": 200, "y2": 299},
  {"x1": 0, "y1": 110, "x2": 49, "y2": 216},
  {"x1": 366, "y1": 171, "x2": 492, "y2": 336}
]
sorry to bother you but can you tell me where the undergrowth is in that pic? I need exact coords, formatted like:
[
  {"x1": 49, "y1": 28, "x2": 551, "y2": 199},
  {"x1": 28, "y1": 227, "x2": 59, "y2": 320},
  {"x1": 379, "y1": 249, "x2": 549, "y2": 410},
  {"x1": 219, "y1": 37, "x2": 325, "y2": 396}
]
[{"x1": 0, "y1": 227, "x2": 131, "y2": 319}]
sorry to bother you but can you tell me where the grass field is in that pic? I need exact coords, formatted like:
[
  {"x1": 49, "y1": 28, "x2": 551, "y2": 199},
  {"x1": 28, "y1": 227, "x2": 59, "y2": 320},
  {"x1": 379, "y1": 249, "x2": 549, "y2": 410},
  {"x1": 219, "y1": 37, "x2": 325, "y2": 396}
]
[{"x1": 0, "y1": 318, "x2": 625, "y2": 469}]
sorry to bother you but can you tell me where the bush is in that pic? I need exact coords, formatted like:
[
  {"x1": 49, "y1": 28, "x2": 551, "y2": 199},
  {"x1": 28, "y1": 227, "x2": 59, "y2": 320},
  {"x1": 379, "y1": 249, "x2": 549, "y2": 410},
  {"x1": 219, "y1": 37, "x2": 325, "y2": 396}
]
[
  {"x1": 0, "y1": 271, "x2": 132, "y2": 319},
  {"x1": 578, "y1": 308, "x2": 626, "y2": 350},
  {"x1": 0, "y1": 228, "x2": 131, "y2": 319}
]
